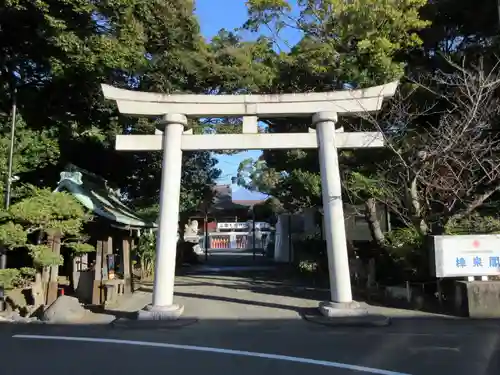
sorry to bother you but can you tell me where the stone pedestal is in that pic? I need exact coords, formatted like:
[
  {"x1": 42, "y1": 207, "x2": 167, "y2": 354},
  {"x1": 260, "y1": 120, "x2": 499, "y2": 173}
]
[
  {"x1": 454, "y1": 281, "x2": 500, "y2": 318},
  {"x1": 314, "y1": 301, "x2": 389, "y2": 326},
  {"x1": 318, "y1": 301, "x2": 367, "y2": 317},
  {"x1": 137, "y1": 303, "x2": 184, "y2": 320}
]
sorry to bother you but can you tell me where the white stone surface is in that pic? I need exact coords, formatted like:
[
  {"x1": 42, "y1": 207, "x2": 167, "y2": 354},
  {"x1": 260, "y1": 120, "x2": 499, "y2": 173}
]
[
  {"x1": 242, "y1": 116, "x2": 258, "y2": 133},
  {"x1": 102, "y1": 82, "x2": 398, "y2": 117},
  {"x1": 318, "y1": 301, "x2": 369, "y2": 317},
  {"x1": 115, "y1": 132, "x2": 384, "y2": 151},
  {"x1": 315, "y1": 112, "x2": 352, "y2": 303},
  {"x1": 152, "y1": 114, "x2": 185, "y2": 308},
  {"x1": 137, "y1": 303, "x2": 184, "y2": 320}
]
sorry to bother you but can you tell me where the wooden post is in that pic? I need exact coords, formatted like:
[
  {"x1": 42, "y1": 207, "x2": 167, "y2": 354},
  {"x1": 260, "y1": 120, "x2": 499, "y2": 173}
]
[
  {"x1": 122, "y1": 236, "x2": 132, "y2": 293},
  {"x1": 106, "y1": 235, "x2": 115, "y2": 280},
  {"x1": 92, "y1": 239, "x2": 106, "y2": 305},
  {"x1": 106, "y1": 236, "x2": 113, "y2": 256},
  {"x1": 204, "y1": 213, "x2": 209, "y2": 261},
  {"x1": 46, "y1": 233, "x2": 61, "y2": 305},
  {"x1": 252, "y1": 207, "x2": 256, "y2": 260}
]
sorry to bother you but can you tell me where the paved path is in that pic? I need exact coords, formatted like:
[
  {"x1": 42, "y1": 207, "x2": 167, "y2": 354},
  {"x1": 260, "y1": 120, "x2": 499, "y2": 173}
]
[{"x1": 1, "y1": 272, "x2": 500, "y2": 374}]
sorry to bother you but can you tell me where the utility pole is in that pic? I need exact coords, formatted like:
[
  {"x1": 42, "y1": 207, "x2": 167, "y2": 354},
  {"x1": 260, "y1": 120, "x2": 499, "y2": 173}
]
[
  {"x1": 0, "y1": 86, "x2": 17, "y2": 269},
  {"x1": 5, "y1": 86, "x2": 16, "y2": 211}
]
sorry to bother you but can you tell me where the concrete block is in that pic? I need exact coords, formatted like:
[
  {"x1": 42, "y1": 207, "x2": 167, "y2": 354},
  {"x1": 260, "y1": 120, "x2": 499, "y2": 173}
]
[
  {"x1": 312, "y1": 301, "x2": 390, "y2": 326},
  {"x1": 454, "y1": 281, "x2": 500, "y2": 318}
]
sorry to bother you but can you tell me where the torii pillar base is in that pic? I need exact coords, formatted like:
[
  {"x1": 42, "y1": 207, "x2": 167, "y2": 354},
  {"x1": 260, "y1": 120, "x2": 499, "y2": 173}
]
[
  {"x1": 137, "y1": 303, "x2": 184, "y2": 321},
  {"x1": 315, "y1": 301, "x2": 390, "y2": 326}
]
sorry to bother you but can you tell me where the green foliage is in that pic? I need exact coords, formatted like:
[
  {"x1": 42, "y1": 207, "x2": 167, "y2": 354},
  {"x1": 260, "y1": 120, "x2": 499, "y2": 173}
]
[
  {"x1": 65, "y1": 242, "x2": 95, "y2": 255},
  {"x1": 383, "y1": 228, "x2": 428, "y2": 280},
  {"x1": 238, "y1": 0, "x2": 431, "y2": 217},
  {"x1": 0, "y1": 0, "x2": 224, "y2": 220},
  {"x1": 27, "y1": 244, "x2": 63, "y2": 268},
  {"x1": 246, "y1": 0, "x2": 429, "y2": 88},
  {"x1": 344, "y1": 172, "x2": 388, "y2": 202},
  {"x1": 253, "y1": 198, "x2": 284, "y2": 222},
  {"x1": 0, "y1": 0, "x2": 497, "y2": 287},
  {"x1": 135, "y1": 232, "x2": 156, "y2": 278},
  {"x1": 0, "y1": 187, "x2": 93, "y2": 269},
  {"x1": 0, "y1": 118, "x2": 59, "y2": 200},
  {"x1": 19, "y1": 267, "x2": 35, "y2": 278},
  {"x1": 8, "y1": 186, "x2": 89, "y2": 236},
  {"x1": 385, "y1": 228, "x2": 424, "y2": 249},
  {"x1": 445, "y1": 213, "x2": 500, "y2": 235},
  {"x1": 0, "y1": 221, "x2": 27, "y2": 248},
  {"x1": 0, "y1": 268, "x2": 20, "y2": 290},
  {"x1": 292, "y1": 231, "x2": 328, "y2": 278},
  {"x1": 236, "y1": 157, "x2": 280, "y2": 193},
  {"x1": 0, "y1": 267, "x2": 36, "y2": 289}
]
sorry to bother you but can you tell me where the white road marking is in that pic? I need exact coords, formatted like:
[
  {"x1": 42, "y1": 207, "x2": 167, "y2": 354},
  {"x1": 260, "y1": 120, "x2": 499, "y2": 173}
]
[{"x1": 13, "y1": 334, "x2": 411, "y2": 375}]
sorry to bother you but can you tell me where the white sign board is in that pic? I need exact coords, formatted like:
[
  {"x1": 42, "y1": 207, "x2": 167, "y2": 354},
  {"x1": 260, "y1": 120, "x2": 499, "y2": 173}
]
[
  {"x1": 217, "y1": 222, "x2": 271, "y2": 230},
  {"x1": 432, "y1": 235, "x2": 500, "y2": 277}
]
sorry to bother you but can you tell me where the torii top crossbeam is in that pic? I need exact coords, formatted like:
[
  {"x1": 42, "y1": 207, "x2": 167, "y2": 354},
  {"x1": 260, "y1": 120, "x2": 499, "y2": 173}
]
[{"x1": 101, "y1": 82, "x2": 398, "y2": 118}]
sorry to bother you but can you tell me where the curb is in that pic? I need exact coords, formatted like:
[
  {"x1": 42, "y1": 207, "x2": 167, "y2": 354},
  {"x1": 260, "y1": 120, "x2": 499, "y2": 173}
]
[
  {"x1": 301, "y1": 308, "x2": 391, "y2": 327},
  {"x1": 111, "y1": 317, "x2": 199, "y2": 329}
]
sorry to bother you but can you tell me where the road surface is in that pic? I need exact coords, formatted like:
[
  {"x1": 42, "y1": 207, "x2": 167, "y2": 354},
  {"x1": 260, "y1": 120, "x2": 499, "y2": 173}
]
[{"x1": 1, "y1": 315, "x2": 499, "y2": 375}]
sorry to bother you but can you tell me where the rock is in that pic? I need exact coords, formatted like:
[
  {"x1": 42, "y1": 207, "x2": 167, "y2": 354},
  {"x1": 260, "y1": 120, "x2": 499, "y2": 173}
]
[
  {"x1": 42, "y1": 295, "x2": 86, "y2": 323},
  {"x1": 5, "y1": 288, "x2": 28, "y2": 312}
]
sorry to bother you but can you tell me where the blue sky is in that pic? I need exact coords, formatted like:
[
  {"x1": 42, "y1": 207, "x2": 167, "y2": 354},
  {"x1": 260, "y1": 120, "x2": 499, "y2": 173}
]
[{"x1": 194, "y1": 0, "x2": 301, "y2": 186}]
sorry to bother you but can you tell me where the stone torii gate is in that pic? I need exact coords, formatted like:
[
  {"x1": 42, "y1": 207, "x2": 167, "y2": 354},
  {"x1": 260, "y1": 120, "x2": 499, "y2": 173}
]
[{"x1": 101, "y1": 81, "x2": 398, "y2": 320}]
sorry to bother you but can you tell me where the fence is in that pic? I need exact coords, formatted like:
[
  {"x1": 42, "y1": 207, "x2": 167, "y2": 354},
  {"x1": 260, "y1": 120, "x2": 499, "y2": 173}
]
[
  {"x1": 351, "y1": 277, "x2": 458, "y2": 314},
  {"x1": 199, "y1": 231, "x2": 273, "y2": 252}
]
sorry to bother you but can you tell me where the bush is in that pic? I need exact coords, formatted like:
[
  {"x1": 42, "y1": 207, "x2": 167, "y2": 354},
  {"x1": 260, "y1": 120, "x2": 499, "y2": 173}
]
[
  {"x1": 135, "y1": 232, "x2": 156, "y2": 278},
  {"x1": 0, "y1": 267, "x2": 37, "y2": 290},
  {"x1": 445, "y1": 213, "x2": 500, "y2": 235},
  {"x1": 292, "y1": 231, "x2": 328, "y2": 277},
  {"x1": 383, "y1": 227, "x2": 429, "y2": 282},
  {"x1": 0, "y1": 269, "x2": 21, "y2": 290}
]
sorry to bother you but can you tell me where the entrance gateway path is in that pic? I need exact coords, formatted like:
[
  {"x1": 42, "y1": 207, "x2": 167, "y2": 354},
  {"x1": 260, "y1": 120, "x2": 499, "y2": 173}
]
[{"x1": 101, "y1": 81, "x2": 398, "y2": 320}]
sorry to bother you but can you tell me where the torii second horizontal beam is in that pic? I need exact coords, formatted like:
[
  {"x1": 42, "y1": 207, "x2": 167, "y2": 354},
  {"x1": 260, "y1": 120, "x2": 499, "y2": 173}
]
[{"x1": 115, "y1": 132, "x2": 384, "y2": 151}]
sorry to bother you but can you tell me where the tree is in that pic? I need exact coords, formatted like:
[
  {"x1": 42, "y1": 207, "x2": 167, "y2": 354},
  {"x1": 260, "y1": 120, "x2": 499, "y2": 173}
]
[
  {"x1": 0, "y1": 1, "x2": 229, "y2": 218},
  {"x1": 0, "y1": 186, "x2": 93, "y2": 305},
  {"x1": 343, "y1": 58, "x2": 500, "y2": 276},
  {"x1": 239, "y1": 0, "x2": 430, "y2": 212},
  {"x1": 235, "y1": 157, "x2": 280, "y2": 193},
  {"x1": 0, "y1": 116, "x2": 59, "y2": 199}
]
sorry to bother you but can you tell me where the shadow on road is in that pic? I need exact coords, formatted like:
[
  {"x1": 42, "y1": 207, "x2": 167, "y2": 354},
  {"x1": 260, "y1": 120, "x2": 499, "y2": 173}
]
[{"x1": 3, "y1": 314, "x2": 500, "y2": 375}]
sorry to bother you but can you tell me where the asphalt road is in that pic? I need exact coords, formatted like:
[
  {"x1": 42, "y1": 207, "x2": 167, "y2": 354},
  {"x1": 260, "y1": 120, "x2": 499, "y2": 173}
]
[{"x1": 1, "y1": 316, "x2": 500, "y2": 375}]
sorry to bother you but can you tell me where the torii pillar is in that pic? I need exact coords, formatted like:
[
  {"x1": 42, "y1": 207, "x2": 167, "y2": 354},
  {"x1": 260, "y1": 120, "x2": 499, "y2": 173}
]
[
  {"x1": 139, "y1": 114, "x2": 186, "y2": 319},
  {"x1": 101, "y1": 81, "x2": 398, "y2": 320}
]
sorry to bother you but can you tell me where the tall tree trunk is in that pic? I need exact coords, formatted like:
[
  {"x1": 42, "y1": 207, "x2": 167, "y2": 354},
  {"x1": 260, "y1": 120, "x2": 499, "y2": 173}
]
[
  {"x1": 364, "y1": 198, "x2": 385, "y2": 246},
  {"x1": 409, "y1": 177, "x2": 429, "y2": 235}
]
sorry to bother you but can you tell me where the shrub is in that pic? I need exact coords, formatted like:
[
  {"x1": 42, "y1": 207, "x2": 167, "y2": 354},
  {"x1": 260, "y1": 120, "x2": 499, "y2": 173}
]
[{"x1": 0, "y1": 269, "x2": 21, "y2": 290}]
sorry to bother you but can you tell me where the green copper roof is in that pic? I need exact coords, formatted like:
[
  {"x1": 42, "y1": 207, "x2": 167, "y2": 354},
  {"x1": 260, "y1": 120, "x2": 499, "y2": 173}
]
[{"x1": 55, "y1": 164, "x2": 156, "y2": 229}]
